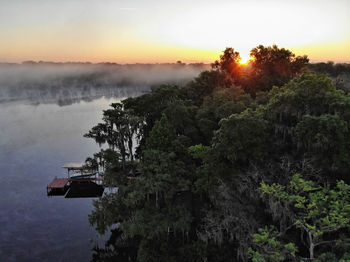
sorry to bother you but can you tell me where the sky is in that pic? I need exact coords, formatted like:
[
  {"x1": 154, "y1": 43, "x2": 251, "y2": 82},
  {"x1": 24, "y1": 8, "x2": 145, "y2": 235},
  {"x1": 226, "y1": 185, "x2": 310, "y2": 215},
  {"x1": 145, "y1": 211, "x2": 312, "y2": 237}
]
[{"x1": 0, "y1": 0, "x2": 349, "y2": 63}]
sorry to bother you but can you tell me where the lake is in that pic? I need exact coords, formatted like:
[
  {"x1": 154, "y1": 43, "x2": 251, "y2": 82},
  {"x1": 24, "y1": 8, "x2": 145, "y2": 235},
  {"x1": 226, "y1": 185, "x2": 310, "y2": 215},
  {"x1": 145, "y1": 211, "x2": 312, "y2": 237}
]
[{"x1": 0, "y1": 90, "x2": 145, "y2": 262}]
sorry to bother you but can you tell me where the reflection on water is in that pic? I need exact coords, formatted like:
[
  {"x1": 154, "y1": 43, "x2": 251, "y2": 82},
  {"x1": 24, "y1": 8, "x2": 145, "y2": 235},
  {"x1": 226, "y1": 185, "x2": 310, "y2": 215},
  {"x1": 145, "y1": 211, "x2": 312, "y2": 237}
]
[{"x1": 0, "y1": 90, "x2": 143, "y2": 262}]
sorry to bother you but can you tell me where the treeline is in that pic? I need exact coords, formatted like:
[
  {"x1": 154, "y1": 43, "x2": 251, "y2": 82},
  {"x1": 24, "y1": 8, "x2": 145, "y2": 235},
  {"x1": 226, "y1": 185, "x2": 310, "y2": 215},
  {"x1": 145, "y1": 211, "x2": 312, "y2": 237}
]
[
  {"x1": 308, "y1": 62, "x2": 350, "y2": 92},
  {"x1": 85, "y1": 45, "x2": 350, "y2": 261},
  {"x1": 309, "y1": 61, "x2": 350, "y2": 77}
]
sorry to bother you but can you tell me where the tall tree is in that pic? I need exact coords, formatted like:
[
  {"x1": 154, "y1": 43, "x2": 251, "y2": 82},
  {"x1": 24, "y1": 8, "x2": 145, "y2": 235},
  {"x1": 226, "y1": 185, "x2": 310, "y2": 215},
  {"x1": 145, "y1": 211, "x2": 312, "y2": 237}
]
[
  {"x1": 212, "y1": 47, "x2": 242, "y2": 84},
  {"x1": 248, "y1": 45, "x2": 309, "y2": 92},
  {"x1": 257, "y1": 174, "x2": 350, "y2": 260}
]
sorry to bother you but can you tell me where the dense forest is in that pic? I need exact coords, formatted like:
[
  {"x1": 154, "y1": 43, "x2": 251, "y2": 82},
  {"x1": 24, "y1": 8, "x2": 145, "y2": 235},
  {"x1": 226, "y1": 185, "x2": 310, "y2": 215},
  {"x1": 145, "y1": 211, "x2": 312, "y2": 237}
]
[{"x1": 84, "y1": 45, "x2": 350, "y2": 261}]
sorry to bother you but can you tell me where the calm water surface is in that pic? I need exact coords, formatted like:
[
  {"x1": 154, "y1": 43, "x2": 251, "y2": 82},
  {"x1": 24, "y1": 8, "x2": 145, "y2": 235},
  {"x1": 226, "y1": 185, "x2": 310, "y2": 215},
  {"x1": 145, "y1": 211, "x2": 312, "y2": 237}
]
[{"x1": 0, "y1": 94, "x2": 140, "y2": 262}]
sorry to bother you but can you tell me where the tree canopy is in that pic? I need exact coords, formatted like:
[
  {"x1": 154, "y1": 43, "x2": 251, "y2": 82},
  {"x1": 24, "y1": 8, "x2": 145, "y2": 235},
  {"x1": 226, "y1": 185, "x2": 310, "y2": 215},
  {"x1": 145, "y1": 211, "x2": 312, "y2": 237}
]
[{"x1": 85, "y1": 45, "x2": 350, "y2": 262}]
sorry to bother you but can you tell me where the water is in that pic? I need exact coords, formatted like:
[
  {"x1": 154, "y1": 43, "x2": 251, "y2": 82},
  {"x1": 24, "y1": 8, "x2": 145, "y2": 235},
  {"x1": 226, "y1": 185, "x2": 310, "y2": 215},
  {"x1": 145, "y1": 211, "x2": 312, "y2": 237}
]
[{"x1": 0, "y1": 92, "x2": 142, "y2": 262}]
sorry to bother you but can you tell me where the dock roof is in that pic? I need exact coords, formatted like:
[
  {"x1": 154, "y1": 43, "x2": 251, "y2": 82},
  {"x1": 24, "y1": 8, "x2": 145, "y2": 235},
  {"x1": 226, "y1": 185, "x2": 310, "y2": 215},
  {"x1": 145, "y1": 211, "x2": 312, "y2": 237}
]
[{"x1": 62, "y1": 162, "x2": 85, "y2": 170}]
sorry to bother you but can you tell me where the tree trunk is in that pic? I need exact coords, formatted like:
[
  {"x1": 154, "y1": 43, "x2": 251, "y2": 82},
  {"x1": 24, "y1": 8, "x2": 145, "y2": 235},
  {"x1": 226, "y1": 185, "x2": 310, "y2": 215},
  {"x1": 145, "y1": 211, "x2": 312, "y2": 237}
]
[
  {"x1": 129, "y1": 136, "x2": 133, "y2": 162},
  {"x1": 308, "y1": 231, "x2": 314, "y2": 260}
]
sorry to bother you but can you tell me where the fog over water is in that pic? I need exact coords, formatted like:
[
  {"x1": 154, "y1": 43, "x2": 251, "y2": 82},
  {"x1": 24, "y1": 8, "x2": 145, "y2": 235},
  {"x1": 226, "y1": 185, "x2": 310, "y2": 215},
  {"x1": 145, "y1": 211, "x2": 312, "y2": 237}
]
[
  {"x1": 0, "y1": 64, "x2": 207, "y2": 261},
  {"x1": 0, "y1": 63, "x2": 209, "y2": 104}
]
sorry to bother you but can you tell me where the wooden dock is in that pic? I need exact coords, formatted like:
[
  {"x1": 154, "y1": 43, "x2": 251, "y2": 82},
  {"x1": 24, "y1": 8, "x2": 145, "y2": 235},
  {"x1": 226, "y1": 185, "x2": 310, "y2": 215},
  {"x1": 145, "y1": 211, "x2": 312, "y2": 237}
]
[
  {"x1": 47, "y1": 162, "x2": 104, "y2": 197},
  {"x1": 47, "y1": 176, "x2": 104, "y2": 196},
  {"x1": 47, "y1": 178, "x2": 70, "y2": 189},
  {"x1": 46, "y1": 178, "x2": 70, "y2": 196},
  {"x1": 47, "y1": 177, "x2": 103, "y2": 190}
]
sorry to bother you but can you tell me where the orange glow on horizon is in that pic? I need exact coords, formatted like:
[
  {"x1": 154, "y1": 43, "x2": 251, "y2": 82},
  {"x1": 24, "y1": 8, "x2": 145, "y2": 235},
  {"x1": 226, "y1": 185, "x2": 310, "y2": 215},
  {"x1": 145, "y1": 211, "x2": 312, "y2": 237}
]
[
  {"x1": 0, "y1": 1, "x2": 349, "y2": 64},
  {"x1": 291, "y1": 38, "x2": 350, "y2": 63},
  {"x1": 1, "y1": 37, "x2": 349, "y2": 64}
]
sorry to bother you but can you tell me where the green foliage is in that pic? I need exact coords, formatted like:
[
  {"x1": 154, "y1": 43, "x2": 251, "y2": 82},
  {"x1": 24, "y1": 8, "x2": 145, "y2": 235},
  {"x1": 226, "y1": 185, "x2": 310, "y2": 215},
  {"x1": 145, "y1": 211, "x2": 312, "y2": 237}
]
[
  {"x1": 86, "y1": 46, "x2": 350, "y2": 261},
  {"x1": 188, "y1": 144, "x2": 211, "y2": 160},
  {"x1": 293, "y1": 114, "x2": 350, "y2": 172},
  {"x1": 264, "y1": 72, "x2": 350, "y2": 178},
  {"x1": 146, "y1": 113, "x2": 176, "y2": 151},
  {"x1": 203, "y1": 85, "x2": 252, "y2": 119},
  {"x1": 188, "y1": 144, "x2": 217, "y2": 194},
  {"x1": 163, "y1": 99, "x2": 200, "y2": 143},
  {"x1": 213, "y1": 109, "x2": 269, "y2": 165},
  {"x1": 260, "y1": 174, "x2": 350, "y2": 260},
  {"x1": 313, "y1": 252, "x2": 350, "y2": 262},
  {"x1": 341, "y1": 253, "x2": 350, "y2": 262},
  {"x1": 248, "y1": 226, "x2": 297, "y2": 262},
  {"x1": 266, "y1": 72, "x2": 336, "y2": 129},
  {"x1": 185, "y1": 70, "x2": 226, "y2": 105}
]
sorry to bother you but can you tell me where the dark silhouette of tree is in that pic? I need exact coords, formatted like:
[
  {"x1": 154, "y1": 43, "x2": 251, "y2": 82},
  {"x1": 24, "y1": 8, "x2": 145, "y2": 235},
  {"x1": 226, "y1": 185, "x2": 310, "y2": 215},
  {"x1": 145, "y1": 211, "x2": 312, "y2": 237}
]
[
  {"x1": 210, "y1": 45, "x2": 309, "y2": 95},
  {"x1": 248, "y1": 45, "x2": 309, "y2": 92},
  {"x1": 212, "y1": 47, "x2": 241, "y2": 81}
]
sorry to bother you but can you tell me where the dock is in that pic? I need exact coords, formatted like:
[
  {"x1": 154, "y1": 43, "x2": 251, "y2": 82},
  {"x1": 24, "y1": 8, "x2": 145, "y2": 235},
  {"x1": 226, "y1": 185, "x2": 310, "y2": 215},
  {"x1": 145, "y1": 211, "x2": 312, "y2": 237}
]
[
  {"x1": 47, "y1": 177, "x2": 104, "y2": 197},
  {"x1": 47, "y1": 177, "x2": 104, "y2": 189},
  {"x1": 46, "y1": 177, "x2": 70, "y2": 196},
  {"x1": 47, "y1": 178, "x2": 70, "y2": 189},
  {"x1": 47, "y1": 162, "x2": 104, "y2": 197}
]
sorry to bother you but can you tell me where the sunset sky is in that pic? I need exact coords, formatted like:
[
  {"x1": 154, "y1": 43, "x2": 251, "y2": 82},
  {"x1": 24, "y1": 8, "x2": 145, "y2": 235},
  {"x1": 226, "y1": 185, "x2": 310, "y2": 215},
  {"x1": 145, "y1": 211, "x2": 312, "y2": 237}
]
[{"x1": 0, "y1": 0, "x2": 349, "y2": 63}]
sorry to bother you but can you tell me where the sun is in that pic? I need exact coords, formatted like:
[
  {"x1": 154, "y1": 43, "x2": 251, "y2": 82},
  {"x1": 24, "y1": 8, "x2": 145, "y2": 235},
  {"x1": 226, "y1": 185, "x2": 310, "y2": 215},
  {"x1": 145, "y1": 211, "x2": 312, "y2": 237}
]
[{"x1": 239, "y1": 55, "x2": 251, "y2": 65}]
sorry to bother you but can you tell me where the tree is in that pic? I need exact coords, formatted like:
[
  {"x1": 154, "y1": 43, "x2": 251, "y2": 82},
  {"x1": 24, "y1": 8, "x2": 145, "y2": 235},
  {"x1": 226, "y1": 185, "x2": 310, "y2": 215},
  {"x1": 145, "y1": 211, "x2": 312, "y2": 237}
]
[
  {"x1": 87, "y1": 47, "x2": 349, "y2": 262},
  {"x1": 260, "y1": 174, "x2": 350, "y2": 260},
  {"x1": 212, "y1": 108, "x2": 269, "y2": 180},
  {"x1": 249, "y1": 45, "x2": 309, "y2": 93},
  {"x1": 185, "y1": 70, "x2": 226, "y2": 106},
  {"x1": 199, "y1": 72, "x2": 350, "y2": 260},
  {"x1": 293, "y1": 114, "x2": 350, "y2": 175},
  {"x1": 210, "y1": 45, "x2": 309, "y2": 95},
  {"x1": 265, "y1": 72, "x2": 350, "y2": 180},
  {"x1": 248, "y1": 226, "x2": 297, "y2": 262},
  {"x1": 145, "y1": 113, "x2": 176, "y2": 151},
  {"x1": 84, "y1": 102, "x2": 141, "y2": 169},
  {"x1": 212, "y1": 47, "x2": 241, "y2": 77}
]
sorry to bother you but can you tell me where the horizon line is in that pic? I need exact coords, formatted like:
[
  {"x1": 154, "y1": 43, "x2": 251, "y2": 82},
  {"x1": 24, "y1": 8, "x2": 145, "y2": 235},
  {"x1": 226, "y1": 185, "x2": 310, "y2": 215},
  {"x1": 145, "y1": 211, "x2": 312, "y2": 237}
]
[{"x1": 1, "y1": 59, "x2": 350, "y2": 65}]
